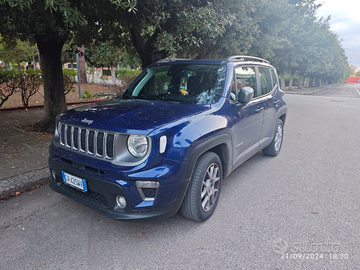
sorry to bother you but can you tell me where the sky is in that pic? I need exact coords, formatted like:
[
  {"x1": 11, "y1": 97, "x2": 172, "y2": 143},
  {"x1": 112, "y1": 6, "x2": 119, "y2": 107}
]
[{"x1": 315, "y1": 0, "x2": 360, "y2": 71}]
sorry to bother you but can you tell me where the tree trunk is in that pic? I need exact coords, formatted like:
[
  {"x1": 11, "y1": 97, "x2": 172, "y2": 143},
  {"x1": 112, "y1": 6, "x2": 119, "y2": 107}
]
[
  {"x1": 130, "y1": 28, "x2": 167, "y2": 69},
  {"x1": 111, "y1": 63, "x2": 116, "y2": 85},
  {"x1": 308, "y1": 77, "x2": 314, "y2": 88},
  {"x1": 279, "y1": 70, "x2": 286, "y2": 90},
  {"x1": 288, "y1": 70, "x2": 295, "y2": 90},
  {"x1": 91, "y1": 65, "x2": 95, "y2": 83},
  {"x1": 314, "y1": 76, "x2": 320, "y2": 87},
  {"x1": 34, "y1": 36, "x2": 67, "y2": 132},
  {"x1": 298, "y1": 73, "x2": 303, "y2": 89},
  {"x1": 78, "y1": 46, "x2": 87, "y2": 84}
]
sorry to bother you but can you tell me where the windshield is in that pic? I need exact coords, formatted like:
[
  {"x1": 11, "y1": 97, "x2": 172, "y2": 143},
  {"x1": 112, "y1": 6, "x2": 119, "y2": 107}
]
[{"x1": 123, "y1": 64, "x2": 226, "y2": 104}]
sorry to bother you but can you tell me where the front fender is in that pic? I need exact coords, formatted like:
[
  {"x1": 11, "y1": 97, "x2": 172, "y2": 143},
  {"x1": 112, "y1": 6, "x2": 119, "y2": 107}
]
[{"x1": 183, "y1": 133, "x2": 233, "y2": 181}]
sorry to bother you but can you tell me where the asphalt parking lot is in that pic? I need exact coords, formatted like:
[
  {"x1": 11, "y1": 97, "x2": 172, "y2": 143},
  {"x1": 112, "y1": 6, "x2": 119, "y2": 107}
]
[{"x1": 1, "y1": 85, "x2": 360, "y2": 269}]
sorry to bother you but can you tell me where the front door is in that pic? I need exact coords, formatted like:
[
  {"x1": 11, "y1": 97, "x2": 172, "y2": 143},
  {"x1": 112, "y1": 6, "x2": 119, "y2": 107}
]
[{"x1": 230, "y1": 65, "x2": 263, "y2": 168}]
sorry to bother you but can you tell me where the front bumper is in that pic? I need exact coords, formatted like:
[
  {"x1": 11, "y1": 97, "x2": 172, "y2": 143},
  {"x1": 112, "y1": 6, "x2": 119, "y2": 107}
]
[{"x1": 48, "y1": 148, "x2": 189, "y2": 221}]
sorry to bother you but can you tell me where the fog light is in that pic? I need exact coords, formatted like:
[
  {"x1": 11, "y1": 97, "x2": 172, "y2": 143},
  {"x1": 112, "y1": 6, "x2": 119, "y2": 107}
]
[{"x1": 116, "y1": 195, "x2": 127, "y2": 208}]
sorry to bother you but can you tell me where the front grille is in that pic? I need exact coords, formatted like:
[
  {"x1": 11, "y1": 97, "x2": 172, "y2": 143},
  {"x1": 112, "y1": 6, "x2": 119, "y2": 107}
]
[
  {"x1": 59, "y1": 122, "x2": 116, "y2": 160},
  {"x1": 97, "y1": 132, "x2": 104, "y2": 156},
  {"x1": 55, "y1": 155, "x2": 105, "y2": 176}
]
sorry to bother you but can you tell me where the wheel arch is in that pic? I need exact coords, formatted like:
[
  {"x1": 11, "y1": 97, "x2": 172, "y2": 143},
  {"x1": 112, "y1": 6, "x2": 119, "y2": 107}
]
[
  {"x1": 279, "y1": 113, "x2": 286, "y2": 126},
  {"x1": 184, "y1": 133, "x2": 233, "y2": 182}
]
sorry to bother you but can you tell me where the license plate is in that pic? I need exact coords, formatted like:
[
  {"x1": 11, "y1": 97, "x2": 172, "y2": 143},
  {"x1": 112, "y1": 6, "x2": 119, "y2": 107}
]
[{"x1": 62, "y1": 172, "x2": 87, "y2": 192}]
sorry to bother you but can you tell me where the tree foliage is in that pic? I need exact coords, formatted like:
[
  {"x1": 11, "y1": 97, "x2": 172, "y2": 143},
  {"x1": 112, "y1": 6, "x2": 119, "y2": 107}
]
[
  {"x1": 0, "y1": 36, "x2": 38, "y2": 70},
  {"x1": 349, "y1": 65, "x2": 357, "y2": 75},
  {"x1": 62, "y1": 69, "x2": 76, "y2": 95},
  {"x1": 0, "y1": 69, "x2": 19, "y2": 107},
  {"x1": 0, "y1": 0, "x2": 351, "y2": 129},
  {"x1": 115, "y1": 0, "x2": 259, "y2": 67},
  {"x1": 0, "y1": 69, "x2": 42, "y2": 107},
  {"x1": 113, "y1": 0, "x2": 349, "y2": 86},
  {"x1": 247, "y1": 0, "x2": 350, "y2": 88},
  {"x1": 18, "y1": 69, "x2": 42, "y2": 106},
  {"x1": 0, "y1": 0, "x2": 132, "y2": 131}
]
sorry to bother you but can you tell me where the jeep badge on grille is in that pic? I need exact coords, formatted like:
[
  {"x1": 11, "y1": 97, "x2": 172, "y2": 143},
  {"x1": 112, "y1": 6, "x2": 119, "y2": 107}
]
[{"x1": 81, "y1": 118, "x2": 94, "y2": 125}]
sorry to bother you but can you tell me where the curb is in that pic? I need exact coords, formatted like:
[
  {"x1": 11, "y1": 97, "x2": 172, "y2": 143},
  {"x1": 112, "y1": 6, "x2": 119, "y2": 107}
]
[
  {"x1": 284, "y1": 91, "x2": 319, "y2": 95},
  {"x1": 284, "y1": 84, "x2": 342, "y2": 96},
  {"x1": 285, "y1": 88, "x2": 328, "y2": 95},
  {"x1": 0, "y1": 168, "x2": 50, "y2": 199},
  {"x1": 0, "y1": 99, "x2": 101, "y2": 112}
]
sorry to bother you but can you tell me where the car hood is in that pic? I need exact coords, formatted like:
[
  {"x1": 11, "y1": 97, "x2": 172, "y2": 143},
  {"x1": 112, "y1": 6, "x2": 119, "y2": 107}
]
[{"x1": 58, "y1": 98, "x2": 211, "y2": 134}]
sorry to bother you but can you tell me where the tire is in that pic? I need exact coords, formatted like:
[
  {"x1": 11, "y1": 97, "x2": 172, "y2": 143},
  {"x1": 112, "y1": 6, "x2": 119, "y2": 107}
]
[
  {"x1": 180, "y1": 152, "x2": 223, "y2": 222},
  {"x1": 262, "y1": 118, "x2": 284, "y2": 157}
]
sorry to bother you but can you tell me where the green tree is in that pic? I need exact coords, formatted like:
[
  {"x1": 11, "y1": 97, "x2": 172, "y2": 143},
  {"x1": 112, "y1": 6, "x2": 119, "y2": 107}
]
[
  {"x1": 85, "y1": 41, "x2": 123, "y2": 84},
  {"x1": 249, "y1": 0, "x2": 323, "y2": 89},
  {"x1": 249, "y1": 0, "x2": 350, "y2": 89},
  {"x1": 0, "y1": 0, "x2": 133, "y2": 131},
  {"x1": 0, "y1": 36, "x2": 38, "y2": 70},
  {"x1": 119, "y1": 50, "x2": 141, "y2": 70},
  {"x1": 0, "y1": 69, "x2": 19, "y2": 107},
  {"x1": 349, "y1": 65, "x2": 357, "y2": 75},
  {"x1": 61, "y1": 42, "x2": 76, "y2": 69},
  {"x1": 117, "y1": 0, "x2": 254, "y2": 67},
  {"x1": 18, "y1": 69, "x2": 42, "y2": 106}
]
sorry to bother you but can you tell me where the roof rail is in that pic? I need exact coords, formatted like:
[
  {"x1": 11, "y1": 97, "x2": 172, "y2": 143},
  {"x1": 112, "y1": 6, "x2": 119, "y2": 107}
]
[
  {"x1": 226, "y1": 55, "x2": 270, "y2": 64},
  {"x1": 156, "y1": 58, "x2": 189, "y2": 63}
]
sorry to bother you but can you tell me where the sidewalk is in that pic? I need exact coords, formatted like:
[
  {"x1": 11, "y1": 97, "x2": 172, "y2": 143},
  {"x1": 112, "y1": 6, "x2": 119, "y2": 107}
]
[
  {"x1": 283, "y1": 84, "x2": 339, "y2": 95},
  {"x1": 0, "y1": 109, "x2": 52, "y2": 199},
  {"x1": 0, "y1": 84, "x2": 338, "y2": 199}
]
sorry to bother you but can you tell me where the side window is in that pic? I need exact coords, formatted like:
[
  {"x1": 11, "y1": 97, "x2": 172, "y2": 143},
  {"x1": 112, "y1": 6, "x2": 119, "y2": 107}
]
[
  {"x1": 271, "y1": 68, "x2": 278, "y2": 88},
  {"x1": 234, "y1": 66, "x2": 258, "y2": 99},
  {"x1": 258, "y1": 67, "x2": 272, "y2": 96}
]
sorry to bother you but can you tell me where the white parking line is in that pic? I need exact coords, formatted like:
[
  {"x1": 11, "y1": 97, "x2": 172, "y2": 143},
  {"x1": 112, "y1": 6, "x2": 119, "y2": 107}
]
[{"x1": 355, "y1": 86, "x2": 360, "y2": 96}]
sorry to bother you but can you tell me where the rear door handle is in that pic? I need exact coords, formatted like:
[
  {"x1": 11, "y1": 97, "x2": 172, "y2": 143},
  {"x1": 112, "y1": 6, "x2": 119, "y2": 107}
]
[
  {"x1": 274, "y1": 100, "x2": 280, "y2": 106},
  {"x1": 255, "y1": 107, "x2": 264, "y2": 114}
]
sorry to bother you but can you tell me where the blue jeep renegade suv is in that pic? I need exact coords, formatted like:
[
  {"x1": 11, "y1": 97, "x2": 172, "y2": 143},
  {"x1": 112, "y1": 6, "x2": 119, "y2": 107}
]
[{"x1": 48, "y1": 56, "x2": 287, "y2": 222}]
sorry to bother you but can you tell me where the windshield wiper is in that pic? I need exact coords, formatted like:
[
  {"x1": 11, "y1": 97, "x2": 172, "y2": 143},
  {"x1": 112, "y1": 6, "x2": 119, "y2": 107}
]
[{"x1": 158, "y1": 96, "x2": 181, "y2": 103}]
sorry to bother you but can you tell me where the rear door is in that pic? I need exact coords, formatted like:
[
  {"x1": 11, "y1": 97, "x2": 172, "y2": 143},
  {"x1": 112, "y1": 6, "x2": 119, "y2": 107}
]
[{"x1": 257, "y1": 66, "x2": 280, "y2": 147}]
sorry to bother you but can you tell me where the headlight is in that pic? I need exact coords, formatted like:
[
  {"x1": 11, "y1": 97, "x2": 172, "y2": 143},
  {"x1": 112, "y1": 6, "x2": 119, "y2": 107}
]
[{"x1": 127, "y1": 134, "x2": 148, "y2": 158}]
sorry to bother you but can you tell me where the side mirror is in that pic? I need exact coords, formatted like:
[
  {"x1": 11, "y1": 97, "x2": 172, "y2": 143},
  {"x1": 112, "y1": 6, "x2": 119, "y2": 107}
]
[{"x1": 238, "y1": 86, "x2": 254, "y2": 104}]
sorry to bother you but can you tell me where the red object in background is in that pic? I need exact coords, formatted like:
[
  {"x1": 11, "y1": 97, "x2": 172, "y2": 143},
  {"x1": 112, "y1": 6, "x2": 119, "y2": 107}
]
[{"x1": 345, "y1": 76, "x2": 360, "y2": 83}]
